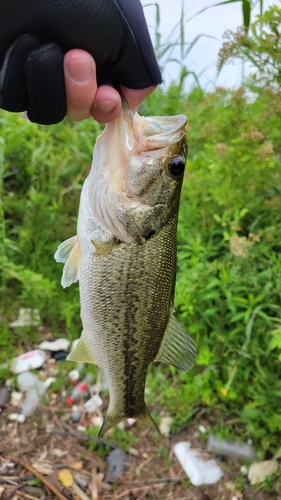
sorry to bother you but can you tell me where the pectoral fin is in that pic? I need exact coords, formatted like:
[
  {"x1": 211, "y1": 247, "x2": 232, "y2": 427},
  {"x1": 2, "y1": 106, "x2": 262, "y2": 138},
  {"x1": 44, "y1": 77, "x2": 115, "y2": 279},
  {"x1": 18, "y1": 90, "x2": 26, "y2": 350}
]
[
  {"x1": 67, "y1": 331, "x2": 97, "y2": 365},
  {"x1": 154, "y1": 311, "x2": 196, "y2": 372},
  {"x1": 91, "y1": 238, "x2": 115, "y2": 256},
  {"x1": 54, "y1": 235, "x2": 80, "y2": 288}
]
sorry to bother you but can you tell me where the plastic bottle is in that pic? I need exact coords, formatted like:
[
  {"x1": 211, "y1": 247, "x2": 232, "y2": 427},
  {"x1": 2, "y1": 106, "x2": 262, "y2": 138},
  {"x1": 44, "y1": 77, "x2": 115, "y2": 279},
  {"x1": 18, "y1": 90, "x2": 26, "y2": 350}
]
[
  {"x1": 21, "y1": 385, "x2": 47, "y2": 416},
  {"x1": 207, "y1": 434, "x2": 256, "y2": 460},
  {"x1": 66, "y1": 373, "x2": 93, "y2": 405},
  {"x1": 18, "y1": 372, "x2": 47, "y2": 417}
]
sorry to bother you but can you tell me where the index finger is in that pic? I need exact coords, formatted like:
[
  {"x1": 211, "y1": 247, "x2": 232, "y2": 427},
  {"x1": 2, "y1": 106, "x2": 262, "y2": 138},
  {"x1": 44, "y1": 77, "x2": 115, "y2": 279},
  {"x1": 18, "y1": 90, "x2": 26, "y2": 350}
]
[{"x1": 121, "y1": 85, "x2": 156, "y2": 113}]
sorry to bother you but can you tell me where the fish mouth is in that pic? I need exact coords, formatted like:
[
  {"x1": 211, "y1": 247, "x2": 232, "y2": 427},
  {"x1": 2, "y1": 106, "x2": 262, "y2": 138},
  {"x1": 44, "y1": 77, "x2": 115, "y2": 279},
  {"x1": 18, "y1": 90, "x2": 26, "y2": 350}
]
[
  {"x1": 141, "y1": 114, "x2": 187, "y2": 137},
  {"x1": 134, "y1": 114, "x2": 187, "y2": 153}
]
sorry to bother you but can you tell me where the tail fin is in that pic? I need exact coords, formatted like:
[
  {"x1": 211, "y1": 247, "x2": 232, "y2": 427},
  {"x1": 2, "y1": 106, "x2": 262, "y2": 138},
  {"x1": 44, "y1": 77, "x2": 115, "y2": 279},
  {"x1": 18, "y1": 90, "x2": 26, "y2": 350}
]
[{"x1": 98, "y1": 407, "x2": 160, "y2": 439}]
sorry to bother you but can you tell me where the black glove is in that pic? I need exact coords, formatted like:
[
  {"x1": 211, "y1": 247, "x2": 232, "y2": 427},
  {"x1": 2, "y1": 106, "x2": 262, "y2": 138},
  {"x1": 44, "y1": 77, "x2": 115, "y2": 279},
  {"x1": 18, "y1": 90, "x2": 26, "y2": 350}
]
[{"x1": 0, "y1": 0, "x2": 162, "y2": 124}]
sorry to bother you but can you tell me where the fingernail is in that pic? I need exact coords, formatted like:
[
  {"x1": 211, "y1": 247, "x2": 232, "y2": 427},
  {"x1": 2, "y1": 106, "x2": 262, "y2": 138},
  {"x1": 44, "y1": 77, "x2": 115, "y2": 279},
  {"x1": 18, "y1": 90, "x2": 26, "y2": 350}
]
[
  {"x1": 96, "y1": 100, "x2": 117, "y2": 114},
  {"x1": 67, "y1": 60, "x2": 93, "y2": 83}
]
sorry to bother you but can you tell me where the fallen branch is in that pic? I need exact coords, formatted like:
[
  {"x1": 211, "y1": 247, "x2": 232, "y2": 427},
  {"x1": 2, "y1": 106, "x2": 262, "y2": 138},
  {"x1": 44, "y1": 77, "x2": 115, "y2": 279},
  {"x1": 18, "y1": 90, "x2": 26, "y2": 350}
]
[
  {"x1": 72, "y1": 480, "x2": 91, "y2": 500},
  {"x1": 7, "y1": 456, "x2": 69, "y2": 500}
]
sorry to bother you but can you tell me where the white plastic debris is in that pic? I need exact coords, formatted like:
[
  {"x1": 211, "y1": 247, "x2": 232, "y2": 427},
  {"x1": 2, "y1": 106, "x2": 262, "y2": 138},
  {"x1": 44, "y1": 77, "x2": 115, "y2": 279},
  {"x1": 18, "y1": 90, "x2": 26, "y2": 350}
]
[
  {"x1": 199, "y1": 424, "x2": 207, "y2": 434},
  {"x1": 207, "y1": 434, "x2": 256, "y2": 460},
  {"x1": 12, "y1": 350, "x2": 47, "y2": 374},
  {"x1": 9, "y1": 308, "x2": 40, "y2": 328},
  {"x1": 240, "y1": 465, "x2": 248, "y2": 475},
  {"x1": 127, "y1": 418, "x2": 136, "y2": 426},
  {"x1": 77, "y1": 425, "x2": 86, "y2": 432},
  {"x1": 248, "y1": 459, "x2": 278, "y2": 485},
  {"x1": 68, "y1": 369, "x2": 80, "y2": 383},
  {"x1": 159, "y1": 416, "x2": 172, "y2": 436},
  {"x1": 21, "y1": 386, "x2": 47, "y2": 416},
  {"x1": 10, "y1": 391, "x2": 23, "y2": 406},
  {"x1": 44, "y1": 377, "x2": 56, "y2": 389},
  {"x1": 84, "y1": 394, "x2": 103, "y2": 413},
  {"x1": 174, "y1": 441, "x2": 224, "y2": 486},
  {"x1": 38, "y1": 338, "x2": 70, "y2": 352},
  {"x1": 91, "y1": 415, "x2": 103, "y2": 427},
  {"x1": 17, "y1": 371, "x2": 49, "y2": 417},
  {"x1": 17, "y1": 372, "x2": 39, "y2": 391},
  {"x1": 8, "y1": 413, "x2": 26, "y2": 423}
]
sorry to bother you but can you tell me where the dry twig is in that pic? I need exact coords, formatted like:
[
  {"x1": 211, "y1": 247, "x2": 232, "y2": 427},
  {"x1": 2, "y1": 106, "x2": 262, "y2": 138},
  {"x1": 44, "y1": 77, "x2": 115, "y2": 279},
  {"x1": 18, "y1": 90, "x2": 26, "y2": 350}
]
[
  {"x1": 72, "y1": 481, "x2": 91, "y2": 500},
  {"x1": 7, "y1": 456, "x2": 68, "y2": 500}
]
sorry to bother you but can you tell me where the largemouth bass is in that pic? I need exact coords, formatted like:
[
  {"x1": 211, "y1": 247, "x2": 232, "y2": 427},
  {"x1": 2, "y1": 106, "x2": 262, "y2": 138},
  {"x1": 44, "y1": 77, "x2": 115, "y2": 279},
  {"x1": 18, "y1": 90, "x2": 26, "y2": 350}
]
[{"x1": 55, "y1": 102, "x2": 196, "y2": 438}]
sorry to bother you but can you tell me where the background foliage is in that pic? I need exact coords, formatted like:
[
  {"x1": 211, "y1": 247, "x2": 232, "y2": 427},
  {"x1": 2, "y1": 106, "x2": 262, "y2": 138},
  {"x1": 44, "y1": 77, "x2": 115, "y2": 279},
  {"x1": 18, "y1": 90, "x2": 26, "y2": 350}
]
[{"x1": 0, "y1": 5, "x2": 280, "y2": 457}]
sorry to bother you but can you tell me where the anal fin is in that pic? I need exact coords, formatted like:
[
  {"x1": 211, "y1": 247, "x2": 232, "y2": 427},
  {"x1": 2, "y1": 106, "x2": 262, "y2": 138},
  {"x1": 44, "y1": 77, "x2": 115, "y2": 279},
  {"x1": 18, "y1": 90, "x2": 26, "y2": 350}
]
[
  {"x1": 67, "y1": 331, "x2": 97, "y2": 365},
  {"x1": 98, "y1": 407, "x2": 160, "y2": 438},
  {"x1": 154, "y1": 310, "x2": 196, "y2": 372}
]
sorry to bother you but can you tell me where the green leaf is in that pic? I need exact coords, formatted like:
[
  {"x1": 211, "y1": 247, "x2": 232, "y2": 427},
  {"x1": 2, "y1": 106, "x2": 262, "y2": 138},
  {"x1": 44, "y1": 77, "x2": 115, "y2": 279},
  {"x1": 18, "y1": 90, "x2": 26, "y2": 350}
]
[{"x1": 242, "y1": 0, "x2": 251, "y2": 28}]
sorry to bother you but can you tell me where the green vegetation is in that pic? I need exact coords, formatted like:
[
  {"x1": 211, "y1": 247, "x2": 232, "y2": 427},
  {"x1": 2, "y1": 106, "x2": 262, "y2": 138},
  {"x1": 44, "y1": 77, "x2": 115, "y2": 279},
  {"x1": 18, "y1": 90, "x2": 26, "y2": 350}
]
[{"x1": 0, "y1": 4, "x2": 280, "y2": 466}]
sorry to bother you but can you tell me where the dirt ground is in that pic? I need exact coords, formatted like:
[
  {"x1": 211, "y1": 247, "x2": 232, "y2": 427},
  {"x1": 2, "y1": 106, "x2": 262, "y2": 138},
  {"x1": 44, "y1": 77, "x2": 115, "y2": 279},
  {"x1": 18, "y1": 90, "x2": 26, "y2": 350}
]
[{"x1": 0, "y1": 395, "x2": 279, "y2": 500}]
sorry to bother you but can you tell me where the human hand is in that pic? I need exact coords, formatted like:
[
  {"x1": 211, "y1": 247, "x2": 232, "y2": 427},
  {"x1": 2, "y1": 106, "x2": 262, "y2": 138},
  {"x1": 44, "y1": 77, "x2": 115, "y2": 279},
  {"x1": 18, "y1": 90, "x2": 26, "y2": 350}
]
[
  {"x1": 64, "y1": 49, "x2": 156, "y2": 123},
  {"x1": 0, "y1": 0, "x2": 161, "y2": 125}
]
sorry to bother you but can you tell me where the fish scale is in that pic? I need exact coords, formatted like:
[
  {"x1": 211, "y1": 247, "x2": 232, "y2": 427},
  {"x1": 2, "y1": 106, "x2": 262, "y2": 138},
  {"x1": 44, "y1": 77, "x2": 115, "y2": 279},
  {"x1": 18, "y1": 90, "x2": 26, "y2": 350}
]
[
  {"x1": 55, "y1": 102, "x2": 196, "y2": 437},
  {"x1": 81, "y1": 215, "x2": 177, "y2": 419}
]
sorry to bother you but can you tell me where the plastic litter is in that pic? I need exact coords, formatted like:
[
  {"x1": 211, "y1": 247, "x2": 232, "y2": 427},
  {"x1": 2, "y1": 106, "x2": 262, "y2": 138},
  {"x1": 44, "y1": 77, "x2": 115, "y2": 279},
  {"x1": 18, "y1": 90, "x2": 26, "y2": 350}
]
[
  {"x1": 74, "y1": 475, "x2": 88, "y2": 489},
  {"x1": 17, "y1": 372, "x2": 48, "y2": 417},
  {"x1": 38, "y1": 338, "x2": 70, "y2": 352},
  {"x1": 106, "y1": 448, "x2": 130, "y2": 482},
  {"x1": 8, "y1": 413, "x2": 26, "y2": 423},
  {"x1": 51, "y1": 350, "x2": 68, "y2": 361},
  {"x1": 84, "y1": 394, "x2": 103, "y2": 413},
  {"x1": 199, "y1": 424, "x2": 207, "y2": 434},
  {"x1": 68, "y1": 369, "x2": 80, "y2": 383},
  {"x1": 127, "y1": 418, "x2": 136, "y2": 426},
  {"x1": 12, "y1": 350, "x2": 47, "y2": 374},
  {"x1": 0, "y1": 385, "x2": 10, "y2": 408},
  {"x1": 91, "y1": 415, "x2": 103, "y2": 427},
  {"x1": 21, "y1": 385, "x2": 47, "y2": 416},
  {"x1": 66, "y1": 374, "x2": 93, "y2": 405},
  {"x1": 10, "y1": 391, "x2": 22, "y2": 407},
  {"x1": 174, "y1": 441, "x2": 224, "y2": 486},
  {"x1": 159, "y1": 416, "x2": 172, "y2": 436},
  {"x1": 9, "y1": 308, "x2": 40, "y2": 327},
  {"x1": 66, "y1": 383, "x2": 88, "y2": 405},
  {"x1": 17, "y1": 372, "x2": 39, "y2": 391},
  {"x1": 77, "y1": 425, "x2": 86, "y2": 432},
  {"x1": 71, "y1": 410, "x2": 82, "y2": 423},
  {"x1": 44, "y1": 377, "x2": 56, "y2": 389},
  {"x1": 240, "y1": 465, "x2": 248, "y2": 475},
  {"x1": 207, "y1": 434, "x2": 256, "y2": 460}
]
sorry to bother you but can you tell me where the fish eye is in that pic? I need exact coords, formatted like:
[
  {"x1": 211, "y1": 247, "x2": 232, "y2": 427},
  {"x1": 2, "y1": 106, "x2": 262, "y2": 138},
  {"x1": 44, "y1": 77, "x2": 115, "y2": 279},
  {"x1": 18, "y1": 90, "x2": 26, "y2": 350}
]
[{"x1": 166, "y1": 156, "x2": 185, "y2": 179}]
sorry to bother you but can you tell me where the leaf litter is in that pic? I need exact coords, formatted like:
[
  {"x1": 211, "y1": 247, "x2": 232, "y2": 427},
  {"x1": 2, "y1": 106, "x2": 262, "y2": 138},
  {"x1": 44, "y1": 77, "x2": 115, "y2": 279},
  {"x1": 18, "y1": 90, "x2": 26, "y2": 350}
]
[
  {"x1": 0, "y1": 328, "x2": 279, "y2": 499},
  {"x1": 0, "y1": 392, "x2": 280, "y2": 500}
]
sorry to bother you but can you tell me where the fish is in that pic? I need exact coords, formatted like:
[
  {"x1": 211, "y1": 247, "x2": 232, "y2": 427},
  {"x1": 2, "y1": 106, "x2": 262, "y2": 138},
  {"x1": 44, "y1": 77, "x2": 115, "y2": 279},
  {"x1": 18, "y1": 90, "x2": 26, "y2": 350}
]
[{"x1": 54, "y1": 101, "x2": 196, "y2": 438}]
